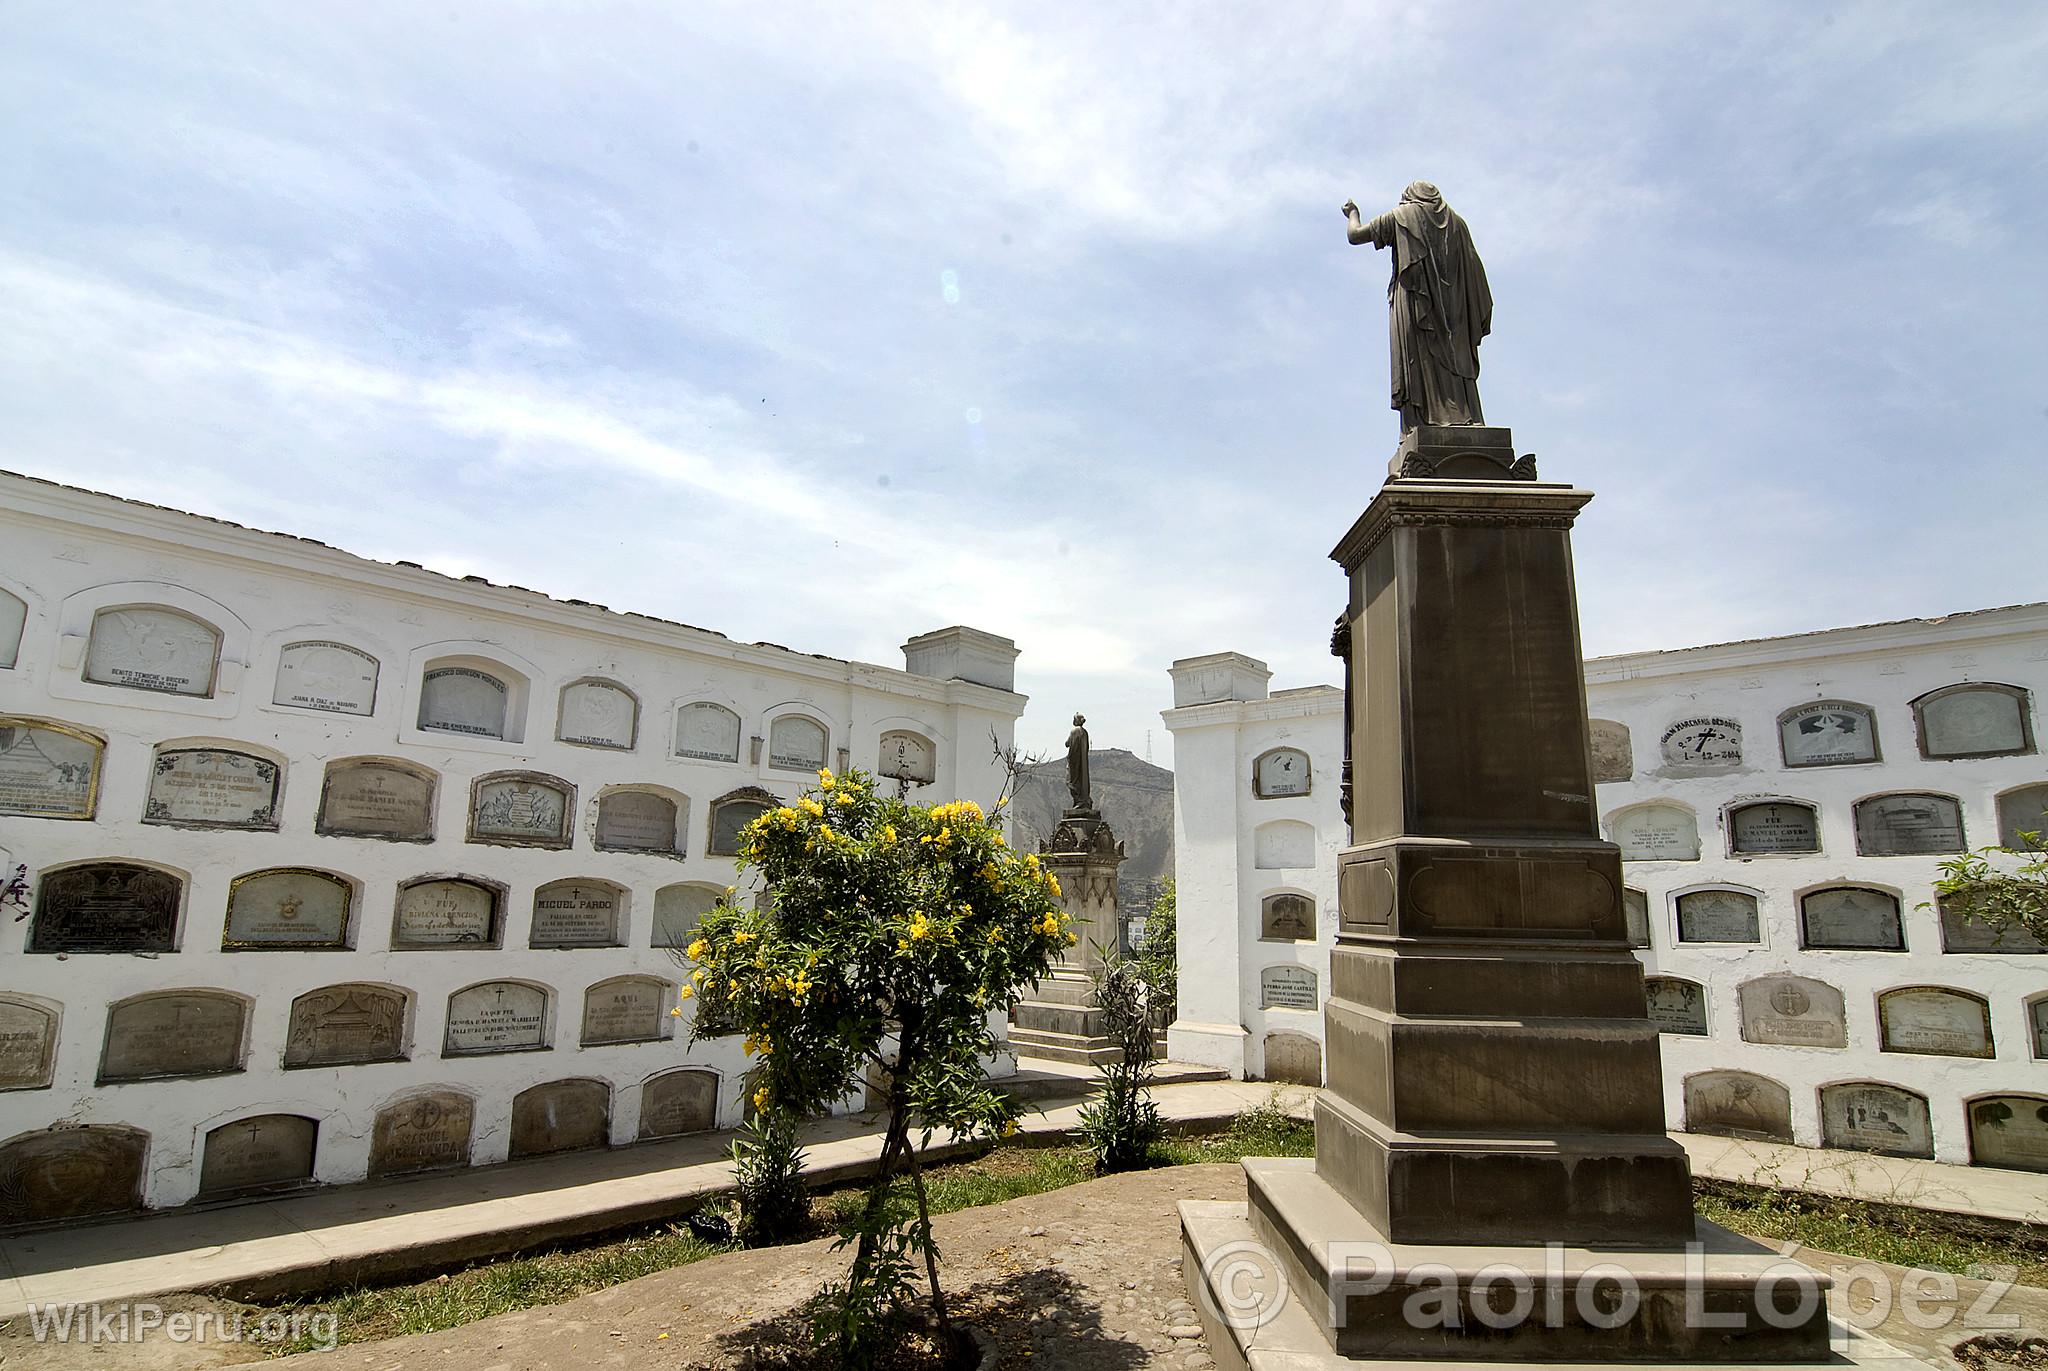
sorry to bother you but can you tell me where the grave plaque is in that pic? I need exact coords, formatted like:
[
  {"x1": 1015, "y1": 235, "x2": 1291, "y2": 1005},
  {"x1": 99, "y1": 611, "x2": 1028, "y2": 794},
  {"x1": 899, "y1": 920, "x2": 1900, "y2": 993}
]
[
  {"x1": 0, "y1": 998, "x2": 57, "y2": 1089},
  {"x1": 1920, "y1": 686, "x2": 2030, "y2": 759},
  {"x1": 273, "y1": 641, "x2": 378, "y2": 716},
  {"x1": 1780, "y1": 702, "x2": 1879, "y2": 767},
  {"x1": 530, "y1": 881, "x2": 623, "y2": 948},
  {"x1": 145, "y1": 749, "x2": 280, "y2": 829},
  {"x1": 317, "y1": 760, "x2": 436, "y2": 842},
  {"x1": 284, "y1": 984, "x2": 407, "y2": 1066},
  {"x1": 1262, "y1": 1032, "x2": 1322, "y2": 1086},
  {"x1": 1260, "y1": 965, "x2": 1319, "y2": 1011},
  {"x1": 444, "y1": 981, "x2": 548, "y2": 1055},
  {"x1": 100, "y1": 992, "x2": 246, "y2": 1081},
  {"x1": 581, "y1": 977, "x2": 668, "y2": 1045},
  {"x1": 1997, "y1": 784, "x2": 2048, "y2": 849},
  {"x1": 1683, "y1": 1071, "x2": 1792, "y2": 1142},
  {"x1": 1878, "y1": 987, "x2": 1992, "y2": 1057},
  {"x1": 1738, "y1": 975, "x2": 1847, "y2": 1048},
  {"x1": 877, "y1": 730, "x2": 936, "y2": 784},
  {"x1": 0, "y1": 719, "x2": 103, "y2": 820},
  {"x1": 510, "y1": 1079, "x2": 610, "y2": 1157},
  {"x1": 709, "y1": 799, "x2": 771, "y2": 856},
  {"x1": 557, "y1": 680, "x2": 637, "y2": 749},
  {"x1": 594, "y1": 791, "x2": 679, "y2": 854},
  {"x1": 676, "y1": 703, "x2": 741, "y2": 762},
  {"x1": 1609, "y1": 804, "x2": 1700, "y2": 861},
  {"x1": 370, "y1": 1091, "x2": 474, "y2": 1176},
  {"x1": 0, "y1": 1127, "x2": 147, "y2": 1225},
  {"x1": 1938, "y1": 899, "x2": 2046, "y2": 953},
  {"x1": 84, "y1": 607, "x2": 219, "y2": 696},
  {"x1": 652, "y1": 884, "x2": 721, "y2": 949},
  {"x1": 1675, "y1": 889, "x2": 1760, "y2": 944},
  {"x1": 1254, "y1": 820, "x2": 1315, "y2": 869},
  {"x1": 1660, "y1": 717, "x2": 1742, "y2": 770},
  {"x1": 224, "y1": 868, "x2": 352, "y2": 949},
  {"x1": 1729, "y1": 801, "x2": 1820, "y2": 855},
  {"x1": 1820, "y1": 1084, "x2": 1933, "y2": 1159},
  {"x1": 1968, "y1": 1096, "x2": 2048, "y2": 1173},
  {"x1": 28, "y1": 864, "x2": 180, "y2": 954},
  {"x1": 768, "y1": 716, "x2": 827, "y2": 771},
  {"x1": 470, "y1": 775, "x2": 572, "y2": 847},
  {"x1": 1255, "y1": 748, "x2": 1311, "y2": 798},
  {"x1": 2035, "y1": 998, "x2": 2048, "y2": 1059},
  {"x1": 1855, "y1": 794, "x2": 1965, "y2": 856},
  {"x1": 418, "y1": 666, "x2": 508, "y2": 738},
  {"x1": 639, "y1": 1069, "x2": 718, "y2": 1139},
  {"x1": 1261, "y1": 893, "x2": 1314, "y2": 941},
  {"x1": 1588, "y1": 719, "x2": 1632, "y2": 784},
  {"x1": 1622, "y1": 887, "x2": 1651, "y2": 948},
  {"x1": 393, "y1": 879, "x2": 498, "y2": 947},
  {"x1": 0, "y1": 589, "x2": 21, "y2": 669},
  {"x1": 199, "y1": 1114, "x2": 316, "y2": 1195},
  {"x1": 1643, "y1": 977, "x2": 1708, "y2": 1036},
  {"x1": 1801, "y1": 886, "x2": 1904, "y2": 951}
]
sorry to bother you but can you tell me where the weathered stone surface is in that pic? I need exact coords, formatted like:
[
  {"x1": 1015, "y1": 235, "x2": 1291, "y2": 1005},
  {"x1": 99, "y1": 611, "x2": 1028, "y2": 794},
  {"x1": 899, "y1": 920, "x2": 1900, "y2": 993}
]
[
  {"x1": 317, "y1": 759, "x2": 436, "y2": 842},
  {"x1": 393, "y1": 878, "x2": 498, "y2": 947},
  {"x1": 1684, "y1": 1070, "x2": 1793, "y2": 1141},
  {"x1": 1621, "y1": 886, "x2": 1651, "y2": 946},
  {"x1": 1262, "y1": 1032, "x2": 1321, "y2": 1085},
  {"x1": 28, "y1": 863, "x2": 180, "y2": 953},
  {"x1": 0, "y1": 998, "x2": 58, "y2": 1089},
  {"x1": 529, "y1": 880, "x2": 622, "y2": 948},
  {"x1": 418, "y1": 665, "x2": 507, "y2": 738},
  {"x1": 469, "y1": 773, "x2": 572, "y2": 847},
  {"x1": 444, "y1": 981, "x2": 548, "y2": 1055},
  {"x1": 2034, "y1": 998, "x2": 2048, "y2": 1059},
  {"x1": 1800, "y1": 886, "x2": 1903, "y2": 950},
  {"x1": 1779, "y1": 700, "x2": 1879, "y2": 767},
  {"x1": 0, "y1": 1127, "x2": 147, "y2": 1225},
  {"x1": 273, "y1": 640, "x2": 378, "y2": 715},
  {"x1": 1588, "y1": 719, "x2": 1632, "y2": 783},
  {"x1": 580, "y1": 976, "x2": 668, "y2": 1045},
  {"x1": 767, "y1": 715, "x2": 827, "y2": 771},
  {"x1": 1820, "y1": 1083, "x2": 1932, "y2": 1159},
  {"x1": 224, "y1": 868, "x2": 351, "y2": 949},
  {"x1": 877, "y1": 729, "x2": 936, "y2": 784},
  {"x1": 1260, "y1": 892, "x2": 1314, "y2": 941},
  {"x1": 1878, "y1": 987, "x2": 1992, "y2": 1057},
  {"x1": 1254, "y1": 747, "x2": 1311, "y2": 798},
  {"x1": 1968, "y1": 1095, "x2": 2048, "y2": 1173},
  {"x1": 639, "y1": 1069, "x2": 718, "y2": 1139},
  {"x1": 651, "y1": 882, "x2": 722, "y2": 949},
  {"x1": 143, "y1": 749, "x2": 280, "y2": 829},
  {"x1": 199, "y1": 1114, "x2": 316, "y2": 1194},
  {"x1": 708, "y1": 796, "x2": 771, "y2": 856},
  {"x1": 557, "y1": 679, "x2": 637, "y2": 749},
  {"x1": 0, "y1": 718, "x2": 103, "y2": 819},
  {"x1": 370, "y1": 1090, "x2": 473, "y2": 1176},
  {"x1": 284, "y1": 984, "x2": 406, "y2": 1067},
  {"x1": 1728, "y1": 800, "x2": 1819, "y2": 854},
  {"x1": 674, "y1": 702, "x2": 740, "y2": 762},
  {"x1": 100, "y1": 991, "x2": 246, "y2": 1081},
  {"x1": 594, "y1": 791, "x2": 678, "y2": 854},
  {"x1": 1738, "y1": 975, "x2": 1847, "y2": 1048},
  {"x1": 1855, "y1": 793, "x2": 1965, "y2": 855},
  {"x1": 1608, "y1": 803, "x2": 1699, "y2": 861},
  {"x1": 1644, "y1": 976, "x2": 1708, "y2": 1035},
  {"x1": 1661, "y1": 717, "x2": 1742, "y2": 771},
  {"x1": 1997, "y1": 783, "x2": 2048, "y2": 849},
  {"x1": 1675, "y1": 888, "x2": 1759, "y2": 943},
  {"x1": 1254, "y1": 820, "x2": 1315, "y2": 869},
  {"x1": 1260, "y1": 965, "x2": 1318, "y2": 1011},
  {"x1": 510, "y1": 1079, "x2": 610, "y2": 1157},
  {"x1": 1918, "y1": 685, "x2": 2030, "y2": 758},
  {"x1": 84, "y1": 607, "x2": 219, "y2": 696},
  {"x1": 1938, "y1": 898, "x2": 2045, "y2": 953}
]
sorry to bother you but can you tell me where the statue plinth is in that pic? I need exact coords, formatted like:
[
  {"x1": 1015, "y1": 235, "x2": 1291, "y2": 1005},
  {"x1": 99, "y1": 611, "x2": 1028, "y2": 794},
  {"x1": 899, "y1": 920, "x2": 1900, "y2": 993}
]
[
  {"x1": 1389, "y1": 424, "x2": 1534, "y2": 482},
  {"x1": 1182, "y1": 465, "x2": 1909, "y2": 1367}
]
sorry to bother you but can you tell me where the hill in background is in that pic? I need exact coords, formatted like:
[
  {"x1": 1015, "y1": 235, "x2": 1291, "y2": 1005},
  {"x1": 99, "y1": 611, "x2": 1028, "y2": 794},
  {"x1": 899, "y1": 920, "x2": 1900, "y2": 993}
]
[{"x1": 1006, "y1": 747, "x2": 1173, "y2": 922}]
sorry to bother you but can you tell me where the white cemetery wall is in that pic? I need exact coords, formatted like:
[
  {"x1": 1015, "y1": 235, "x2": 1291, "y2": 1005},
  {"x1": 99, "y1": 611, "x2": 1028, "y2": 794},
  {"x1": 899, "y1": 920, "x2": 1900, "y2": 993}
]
[{"x1": 0, "y1": 472, "x2": 1025, "y2": 1214}]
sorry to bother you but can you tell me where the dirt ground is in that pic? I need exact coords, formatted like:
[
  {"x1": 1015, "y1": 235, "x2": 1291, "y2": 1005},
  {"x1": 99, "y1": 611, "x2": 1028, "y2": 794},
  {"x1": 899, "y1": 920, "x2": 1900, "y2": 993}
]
[{"x1": 1, "y1": 1165, "x2": 2042, "y2": 1370}]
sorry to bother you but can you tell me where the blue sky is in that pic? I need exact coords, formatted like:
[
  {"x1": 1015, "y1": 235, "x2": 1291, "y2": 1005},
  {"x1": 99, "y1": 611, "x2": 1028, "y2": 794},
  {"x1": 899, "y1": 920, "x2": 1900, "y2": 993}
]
[{"x1": 5, "y1": 4, "x2": 2044, "y2": 764}]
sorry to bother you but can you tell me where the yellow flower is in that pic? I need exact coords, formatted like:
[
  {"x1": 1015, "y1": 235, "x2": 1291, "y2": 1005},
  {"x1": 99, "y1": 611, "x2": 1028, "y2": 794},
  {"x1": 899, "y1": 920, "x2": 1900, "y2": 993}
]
[
  {"x1": 669, "y1": 1006, "x2": 683, "y2": 1017},
  {"x1": 835, "y1": 791, "x2": 854, "y2": 806},
  {"x1": 818, "y1": 767, "x2": 835, "y2": 786},
  {"x1": 908, "y1": 914, "x2": 933, "y2": 942},
  {"x1": 679, "y1": 985, "x2": 696, "y2": 1000},
  {"x1": 692, "y1": 968, "x2": 707, "y2": 983},
  {"x1": 733, "y1": 929, "x2": 755, "y2": 944},
  {"x1": 1048, "y1": 876, "x2": 1062, "y2": 898},
  {"x1": 980, "y1": 863, "x2": 1000, "y2": 881},
  {"x1": 800, "y1": 797, "x2": 825, "y2": 818},
  {"x1": 686, "y1": 938, "x2": 709, "y2": 960},
  {"x1": 1001, "y1": 1119, "x2": 1019, "y2": 1138},
  {"x1": 1064, "y1": 932, "x2": 1077, "y2": 946},
  {"x1": 753, "y1": 1086, "x2": 771, "y2": 1111},
  {"x1": 986, "y1": 926, "x2": 1004, "y2": 943},
  {"x1": 880, "y1": 824, "x2": 897, "y2": 843}
]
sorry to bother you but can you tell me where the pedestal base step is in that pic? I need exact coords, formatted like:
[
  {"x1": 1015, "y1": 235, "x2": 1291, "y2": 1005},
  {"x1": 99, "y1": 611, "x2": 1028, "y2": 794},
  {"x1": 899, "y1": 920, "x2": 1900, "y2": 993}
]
[
  {"x1": 1006, "y1": 1027, "x2": 1124, "y2": 1066},
  {"x1": 1181, "y1": 1196, "x2": 1922, "y2": 1371}
]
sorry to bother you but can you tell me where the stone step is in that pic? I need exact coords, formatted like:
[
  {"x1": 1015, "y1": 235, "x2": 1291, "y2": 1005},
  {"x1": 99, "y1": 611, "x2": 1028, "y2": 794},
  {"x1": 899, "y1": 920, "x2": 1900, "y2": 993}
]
[
  {"x1": 1007, "y1": 1027, "x2": 1124, "y2": 1066},
  {"x1": 1010, "y1": 1000, "x2": 1109, "y2": 1037}
]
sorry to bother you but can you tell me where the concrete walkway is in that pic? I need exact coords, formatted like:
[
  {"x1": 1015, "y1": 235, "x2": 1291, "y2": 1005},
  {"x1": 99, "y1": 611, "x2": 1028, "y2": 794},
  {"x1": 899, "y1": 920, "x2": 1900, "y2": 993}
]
[{"x1": 2, "y1": 1079, "x2": 2038, "y2": 1323}]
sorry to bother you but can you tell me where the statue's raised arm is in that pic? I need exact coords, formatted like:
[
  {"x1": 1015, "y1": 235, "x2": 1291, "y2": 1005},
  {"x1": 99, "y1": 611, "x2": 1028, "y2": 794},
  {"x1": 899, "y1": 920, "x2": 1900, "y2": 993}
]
[{"x1": 1343, "y1": 181, "x2": 1492, "y2": 432}]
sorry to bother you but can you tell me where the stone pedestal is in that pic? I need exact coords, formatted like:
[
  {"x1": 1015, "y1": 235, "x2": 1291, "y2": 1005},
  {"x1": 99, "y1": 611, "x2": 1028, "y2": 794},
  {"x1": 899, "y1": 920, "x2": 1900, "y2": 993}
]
[
  {"x1": 1007, "y1": 810, "x2": 1127, "y2": 1066},
  {"x1": 1184, "y1": 443, "x2": 1907, "y2": 1366}
]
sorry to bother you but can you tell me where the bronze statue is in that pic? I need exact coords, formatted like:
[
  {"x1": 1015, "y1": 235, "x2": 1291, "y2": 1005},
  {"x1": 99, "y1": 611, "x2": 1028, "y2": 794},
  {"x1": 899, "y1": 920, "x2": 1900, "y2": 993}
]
[
  {"x1": 1343, "y1": 182, "x2": 1492, "y2": 431},
  {"x1": 1064, "y1": 713, "x2": 1092, "y2": 812}
]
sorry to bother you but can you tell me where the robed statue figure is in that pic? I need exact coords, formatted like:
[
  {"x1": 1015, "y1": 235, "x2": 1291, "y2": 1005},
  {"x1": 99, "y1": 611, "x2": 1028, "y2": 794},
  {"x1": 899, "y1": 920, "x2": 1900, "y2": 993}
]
[
  {"x1": 1343, "y1": 181, "x2": 1492, "y2": 431},
  {"x1": 1065, "y1": 713, "x2": 1092, "y2": 813}
]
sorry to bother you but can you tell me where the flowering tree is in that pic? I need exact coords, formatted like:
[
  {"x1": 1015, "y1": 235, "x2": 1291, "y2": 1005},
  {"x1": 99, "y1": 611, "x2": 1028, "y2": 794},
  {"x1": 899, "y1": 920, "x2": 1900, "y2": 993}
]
[{"x1": 681, "y1": 767, "x2": 1072, "y2": 1363}]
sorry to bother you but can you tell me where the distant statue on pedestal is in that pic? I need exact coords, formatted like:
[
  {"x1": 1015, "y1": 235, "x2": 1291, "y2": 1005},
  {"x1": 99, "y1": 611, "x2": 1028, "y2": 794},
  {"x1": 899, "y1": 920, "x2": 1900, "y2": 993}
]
[
  {"x1": 1343, "y1": 181, "x2": 1492, "y2": 432},
  {"x1": 1065, "y1": 713, "x2": 1093, "y2": 813}
]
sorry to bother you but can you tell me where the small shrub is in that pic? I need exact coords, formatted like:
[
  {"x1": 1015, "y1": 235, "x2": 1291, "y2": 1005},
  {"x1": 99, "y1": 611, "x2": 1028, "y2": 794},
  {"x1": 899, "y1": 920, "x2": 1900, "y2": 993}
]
[
  {"x1": 1077, "y1": 954, "x2": 1163, "y2": 1173},
  {"x1": 732, "y1": 1111, "x2": 810, "y2": 1246}
]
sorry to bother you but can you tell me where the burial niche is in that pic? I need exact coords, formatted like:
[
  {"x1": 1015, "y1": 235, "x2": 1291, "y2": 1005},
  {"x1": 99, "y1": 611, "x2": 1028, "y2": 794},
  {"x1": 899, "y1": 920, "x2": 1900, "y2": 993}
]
[
  {"x1": 1779, "y1": 701, "x2": 1880, "y2": 768},
  {"x1": 468, "y1": 772, "x2": 573, "y2": 848},
  {"x1": 0, "y1": 997, "x2": 58, "y2": 1090},
  {"x1": 198, "y1": 1114, "x2": 316, "y2": 1196},
  {"x1": 877, "y1": 730, "x2": 936, "y2": 786},
  {"x1": 708, "y1": 790, "x2": 774, "y2": 857},
  {"x1": 1968, "y1": 1095, "x2": 2048, "y2": 1173},
  {"x1": 144, "y1": 747, "x2": 280, "y2": 830},
  {"x1": 1683, "y1": 1071, "x2": 1792, "y2": 1142},
  {"x1": 370, "y1": 1090, "x2": 474, "y2": 1177},
  {"x1": 1608, "y1": 803, "x2": 1700, "y2": 861},
  {"x1": 1854, "y1": 793, "x2": 1965, "y2": 856},
  {"x1": 675, "y1": 702, "x2": 741, "y2": 763},
  {"x1": 392, "y1": 877, "x2": 500, "y2": 948},
  {"x1": 1261, "y1": 1032, "x2": 1322, "y2": 1086},
  {"x1": 1915, "y1": 683, "x2": 2034, "y2": 760},
  {"x1": 316, "y1": 758, "x2": 437, "y2": 842},
  {"x1": 1820, "y1": 1083, "x2": 1932, "y2": 1159},
  {"x1": 1622, "y1": 888, "x2": 1651, "y2": 948},
  {"x1": 84, "y1": 606, "x2": 221, "y2": 696},
  {"x1": 652, "y1": 882, "x2": 723, "y2": 949},
  {"x1": 1253, "y1": 747, "x2": 1311, "y2": 798},
  {"x1": 273, "y1": 641, "x2": 378, "y2": 715},
  {"x1": 1800, "y1": 886, "x2": 1904, "y2": 951},
  {"x1": 1878, "y1": 987, "x2": 1993, "y2": 1058},
  {"x1": 1728, "y1": 800, "x2": 1820, "y2": 856},
  {"x1": 581, "y1": 976, "x2": 670, "y2": 1046},
  {"x1": 0, "y1": 717, "x2": 103, "y2": 820},
  {"x1": 1260, "y1": 965, "x2": 1318, "y2": 1011},
  {"x1": 417, "y1": 664, "x2": 510, "y2": 739},
  {"x1": 1938, "y1": 896, "x2": 2046, "y2": 954},
  {"x1": 1261, "y1": 892, "x2": 1314, "y2": 941},
  {"x1": 1674, "y1": 888, "x2": 1760, "y2": 944},
  {"x1": 1588, "y1": 719, "x2": 1632, "y2": 784},
  {"x1": 0, "y1": 587, "x2": 22, "y2": 669},
  {"x1": 1253, "y1": 820, "x2": 1315, "y2": 869},
  {"x1": 223, "y1": 868, "x2": 352, "y2": 949},
  {"x1": 284, "y1": 984, "x2": 407, "y2": 1067},
  {"x1": 0, "y1": 1126, "x2": 147, "y2": 1226},
  {"x1": 639, "y1": 1069, "x2": 718, "y2": 1140},
  {"x1": 100, "y1": 990, "x2": 247, "y2": 1082},
  {"x1": 28, "y1": 863, "x2": 181, "y2": 953},
  {"x1": 2035, "y1": 997, "x2": 2048, "y2": 1060},
  {"x1": 530, "y1": 879, "x2": 625, "y2": 949},
  {"x1": 1997, "y1": 783, "x2": 2048, "y2": 849},
  {"x1": 510, "y1": 1079, "x2": 610, "y2": 1157},
  {"x1": 443, "y1": 981, "x2": 549, "y2": 1055},
  {"x1": 557, "y1": 678, "x2": 638, "y2": 750},
  {"x1": 1737, "y1": 975, "x2": 1847, "y2": 1048},
  {"x1": 767, "y1": 715, "x2": 828, "y2": 771},
  {"x1": 1660, "y1": 717, "x2": 1742, "y2": 771},
  {"x1": 594, "y1": 789, "x2": 681, "y2": 855},
  {"x1": 1643, "y1": 977, "x2": 1708, "y2": 1036}
]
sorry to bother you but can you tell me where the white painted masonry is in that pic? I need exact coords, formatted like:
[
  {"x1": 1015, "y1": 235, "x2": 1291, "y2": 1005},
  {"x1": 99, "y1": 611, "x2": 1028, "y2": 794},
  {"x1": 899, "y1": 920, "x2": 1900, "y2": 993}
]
[{"x1": 0, "y1": 471, "x2": 1025, "y2": 1213}]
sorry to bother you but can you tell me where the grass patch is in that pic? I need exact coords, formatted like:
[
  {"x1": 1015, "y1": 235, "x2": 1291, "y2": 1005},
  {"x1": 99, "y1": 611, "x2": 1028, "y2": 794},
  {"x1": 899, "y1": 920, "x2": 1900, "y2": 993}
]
[{"x1": 1694, "y1": 1180, "x2": 2048, "y2": 1287}]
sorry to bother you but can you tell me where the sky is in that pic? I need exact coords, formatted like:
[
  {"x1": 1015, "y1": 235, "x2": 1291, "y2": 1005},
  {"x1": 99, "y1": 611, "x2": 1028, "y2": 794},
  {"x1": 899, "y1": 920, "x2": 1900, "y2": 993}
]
[{"x1": 5, "y1": 4, "x2": 2045, "y2": 766}]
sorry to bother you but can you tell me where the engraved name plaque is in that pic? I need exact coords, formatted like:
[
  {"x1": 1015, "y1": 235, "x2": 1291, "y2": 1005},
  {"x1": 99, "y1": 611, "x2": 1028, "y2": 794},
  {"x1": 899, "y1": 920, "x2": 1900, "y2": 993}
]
[
  {"x1": 639, "y1": 1069, "x2": 718, "y2": 1139},
  {"x1": 1800, "y1": 886, "x2": 1904, "y2": 951},
  {"x1": 1261, "y1": 893, "x2": 1314, "y2": 941},
  {"x1": 393, "y1": 878, "x2": 498, "y2": 948},
  {"x1": 199, "y1": 1114, "x2": 316, "y2": 1195},
  {"x1": 100, "y1": 992, "x2": 246, "y2": 1081},
  {"x1": 224, "y1": 868, "x2": 352, "y2": 949},
  {"x1": 1675, "y1": 889, "x2": 1759, "y2": 944},
  {"x1": 273, "y1": 641, "x2": 378, "y2": 715},
  {"x1": 510, "y1": 1079, "x2": 610, "y2": 1157},
  {"x1": 1609, "y1": 804, "x2": 1700, "y2": 861},
  {"x1": 145, "y1": 749, "x2": 280, "y2": 829},
  {"x1": 1968, "y1": 1096, "x2": 2048, "y2": 1173},
  {"x1": 418, "y1": 666, "x2": 508, "y2": 738},
  {"x1": 1684, "y1": 1070, "x2": 1792, "y2": 1142},
  {"x1": 1737, "y1": 975, "x2": 1847, "y2": 1048},
  {"x1": 1878, "y1": 987, "x2": 1993, "y2": 1057},
  {"x1": 557, "y1": 680, "x2": 637, "y2": 749},
  {"x1": 1821, "y1": 1084, "x2": 1932, "y2": 1159},
  {"x1": 317, "y1": 759, "x2": 436, "y2": 842},
  {"x1": 0, "y1": 1128, "x2": 146, "y2": 1225},
  {"x1": 370, "y1": 1091, "x2": 474, "y2": 1176},
  {"x1": 84, "y1": 607, "x2": 219, "y2": 696},
  {"x1": 530, "y1": 880, "x2": 623, "y2": 948},
  {"x1": 676, "y1": 703, "x2": 741, "y2": 762},
  {"x1": 469, "y1": 774, "x2": 572, "y2": 848},
  {"x1": 0, "y1": 718, "x2": 103, "y2": 820},
  {"x1": 0, "y1": 998, "x2": 58, "y2": 1090},
  {"x1": 444, "y1": 982, "x2": 548, "y2": 1055},
  {"x1": 284, "y1": 984, "x2": 407, "y2": 1067},
  {"x1": 1729, "y1": 801, "x2": 1820, "y2": 855},
  {"x1": 1780, "y1": 702, "x2": 1879, "y2": 768},
  {"x1": 581, "y1": 977, "x2": 668, "y2": 1045},
  {"x1": 594, "y1": 791, "x2": 679, "y2": 854},
  {"x1": 1643, "y1": 977, "x2": 1707, "y2": 1036},
  {"x1": 1588, "y1": 720, "x2": 1632, "y2": 784},
  {"x1": 1260, "y1": 965, "x2": 1318, "y2": 1011},
  {"x1": 28, "y1": 864, "x2": 181, "y2": 954},
  {"x1": 1855, "y1": 793, "x2": 1965, "y2": 856}
]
